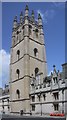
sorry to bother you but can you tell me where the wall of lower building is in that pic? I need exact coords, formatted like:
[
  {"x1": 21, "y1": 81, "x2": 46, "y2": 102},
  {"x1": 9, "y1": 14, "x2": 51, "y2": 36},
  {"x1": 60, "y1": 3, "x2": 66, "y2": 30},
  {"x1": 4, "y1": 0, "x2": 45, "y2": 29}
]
[
  {"x1": 65, "y1": 88, "x2": 67, "y2": 114},
  {"x1": 35, "y1": 104, "x2": 53, "y2": 115},
  {"x1": 30, "y1": 81, "x2": 67, "y2": 115},
  {"x1": 31, "y1": 101, "x2": 66, "y2": 115},
  {"x1": 0, "y1": 95, "x2": 10, "y2": 114}
]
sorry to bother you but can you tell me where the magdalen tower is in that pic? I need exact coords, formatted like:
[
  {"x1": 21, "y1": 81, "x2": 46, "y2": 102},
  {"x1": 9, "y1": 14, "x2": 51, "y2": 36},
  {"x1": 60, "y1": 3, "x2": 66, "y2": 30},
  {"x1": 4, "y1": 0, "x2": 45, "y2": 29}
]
[{"x1": 10, "y1": 5, "x2": 47, "y2": 114}]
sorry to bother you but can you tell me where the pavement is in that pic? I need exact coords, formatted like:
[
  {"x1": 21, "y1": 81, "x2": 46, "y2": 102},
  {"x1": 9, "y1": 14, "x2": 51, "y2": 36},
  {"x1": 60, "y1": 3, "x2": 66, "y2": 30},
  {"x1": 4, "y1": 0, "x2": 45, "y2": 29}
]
[{"x1": 1, "y1": 114, "x2": 66, "y2": 120}]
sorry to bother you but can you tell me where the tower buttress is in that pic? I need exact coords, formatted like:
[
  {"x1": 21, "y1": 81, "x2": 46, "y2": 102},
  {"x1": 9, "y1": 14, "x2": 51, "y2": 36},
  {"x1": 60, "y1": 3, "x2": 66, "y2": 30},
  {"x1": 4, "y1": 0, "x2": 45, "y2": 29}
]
[
  {"x1": 23, "y1": 5, "x2": 30, "y2": 112},
  {"x1": 38, "y1": 13, "x2": 47, "y2": 76}
]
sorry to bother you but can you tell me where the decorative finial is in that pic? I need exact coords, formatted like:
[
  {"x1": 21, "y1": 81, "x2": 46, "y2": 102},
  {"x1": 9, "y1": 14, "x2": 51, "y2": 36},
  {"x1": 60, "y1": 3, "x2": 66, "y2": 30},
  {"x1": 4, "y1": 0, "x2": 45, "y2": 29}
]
[
  {"x1": 53, "y1": 65, "x2": 56, "y2": 73},
  {"x1": 38, "y1": 13, "x2": 42, "y2": 19},
  {"x1": 53, "y1": 65, "x2": 56, "y2": 68},
  {"x1": 25, "y1": 5, "x2": 29, "y2": 11}
]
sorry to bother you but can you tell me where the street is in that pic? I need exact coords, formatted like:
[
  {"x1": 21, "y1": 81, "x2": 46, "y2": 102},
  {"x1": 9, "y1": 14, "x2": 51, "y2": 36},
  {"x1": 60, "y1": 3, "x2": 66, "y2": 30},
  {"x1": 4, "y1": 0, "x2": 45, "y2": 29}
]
[{"x1": 1, "y1": 114, "x2": 66, "y2": 120}]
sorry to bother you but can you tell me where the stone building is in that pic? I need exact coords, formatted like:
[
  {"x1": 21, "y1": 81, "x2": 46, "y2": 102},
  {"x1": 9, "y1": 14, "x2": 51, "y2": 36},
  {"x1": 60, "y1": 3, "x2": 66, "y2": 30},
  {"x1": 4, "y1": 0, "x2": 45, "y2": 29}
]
[
  {"x1": 10, "y1": 5, "x2": 67, "y2": 116},
  {"x1": 10, "y1": 5, "x2": 47, "y2": 114},
  {"x1": 30, "y1": 64, "x2": 67, "y2": 115},
  {"x1": 0, "y1": 85, "x2": 10, "y2": 114}
]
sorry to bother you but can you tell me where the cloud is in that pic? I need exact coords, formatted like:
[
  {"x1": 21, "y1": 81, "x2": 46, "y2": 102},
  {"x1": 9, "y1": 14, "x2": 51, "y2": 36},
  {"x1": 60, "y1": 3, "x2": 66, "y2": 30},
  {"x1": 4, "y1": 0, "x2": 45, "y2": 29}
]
[
  {"x1": 37, "y1": 9, "x2": 55, "y2": 24},
  {"x1": 0, "y1": 49, "x2": 10, "y2": 88}
]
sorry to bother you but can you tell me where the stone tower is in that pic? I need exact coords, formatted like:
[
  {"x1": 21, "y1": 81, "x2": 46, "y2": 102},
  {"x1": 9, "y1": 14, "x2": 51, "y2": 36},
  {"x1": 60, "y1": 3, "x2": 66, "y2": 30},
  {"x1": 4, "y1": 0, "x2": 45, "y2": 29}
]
[{"x1": 10, "y1": 5, "x2": 47, "y2": 114}]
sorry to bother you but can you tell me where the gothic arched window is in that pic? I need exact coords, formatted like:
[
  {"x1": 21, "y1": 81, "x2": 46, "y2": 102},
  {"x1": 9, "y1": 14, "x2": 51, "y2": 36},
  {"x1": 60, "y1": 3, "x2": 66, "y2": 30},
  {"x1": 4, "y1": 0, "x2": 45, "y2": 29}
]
[
  {"x1": 34, "y1": 48, "x2": 38, "y2": 57},
  {"x1": 16, "y1": 89, "x2": 20, "y2": 99},
  {"x1": 17, "y1": 50, "x2": 20, "y2": 60},
  {"x1": 17, "y1": 31, "x2": 19, "y2": 40},
  {"x1": 16, "y1": 69, "x2": 20, "y2": 79},
  {"x1": 22, "y1": 26, "x2": 24, "y2": 35},
  {"x1": 35, "y1": 68, "x2": 39, "y2": 76},
  {"x1": 29, "y1": 25, "x2": 32, "y2": 35},
  {"x1": 35, "y1": 29, "x2": 38, "y2": 38}
]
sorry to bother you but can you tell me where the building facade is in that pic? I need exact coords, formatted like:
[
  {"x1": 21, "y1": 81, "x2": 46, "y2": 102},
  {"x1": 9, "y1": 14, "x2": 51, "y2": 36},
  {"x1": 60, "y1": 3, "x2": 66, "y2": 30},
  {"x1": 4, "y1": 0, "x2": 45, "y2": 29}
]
[
  {"x1": 10, "y1": 5, "x2": 67, "y2": 116},
  {"x1": 30, "y1": 64, "x2": 67, "y2": 115},
  {"x1": 10, "y1": 5, "x2": 47, "y2": 114},
  {"x1": 0, "y1": 85, "x2": 10, "y2": 114}
]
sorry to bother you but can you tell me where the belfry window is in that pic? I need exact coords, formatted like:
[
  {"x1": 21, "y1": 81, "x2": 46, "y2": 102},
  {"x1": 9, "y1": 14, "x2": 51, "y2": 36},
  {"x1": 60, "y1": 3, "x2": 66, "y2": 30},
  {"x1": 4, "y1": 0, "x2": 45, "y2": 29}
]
[
  {"x1": 34, "y1": 48, "x2": 38, "y2": 57},
  {"x1": 17, "y1": 31, "x2": 19, "y2": 34},
  {"x1": 17, "y1": 31, "x2": 19, "y2": 40},
  {"x1": 35, "y1": 68, "x2": 39, "y2": 76},
  {"x1": 17, "y1": 50, "x2": 20, "y2": 60},
  {"x1": 16, "y1": 69, "x2": 20, "y2": 79},
  {"x1": 22, "y1": 26, "x2": 24, "y2": 35},
  {"x1": 16, "y1": 89, "x2": 20, "y2": 99},
  {"x1": 35, "y1": 29, "x2": 38, "y2": 38},
  {"x1": 29, "y1": 25, "x2": 32, "y2": 35}
]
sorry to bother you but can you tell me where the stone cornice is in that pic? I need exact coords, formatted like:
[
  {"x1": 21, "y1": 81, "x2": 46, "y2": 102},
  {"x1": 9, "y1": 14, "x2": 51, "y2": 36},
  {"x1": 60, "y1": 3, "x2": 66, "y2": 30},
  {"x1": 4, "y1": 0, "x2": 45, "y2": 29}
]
[
  {"x1": 10, "y1": 98, "x2": 30, "y2": 102},
  {"x1": 10, "y1": 54, "x2": 47, "y2": 65}
]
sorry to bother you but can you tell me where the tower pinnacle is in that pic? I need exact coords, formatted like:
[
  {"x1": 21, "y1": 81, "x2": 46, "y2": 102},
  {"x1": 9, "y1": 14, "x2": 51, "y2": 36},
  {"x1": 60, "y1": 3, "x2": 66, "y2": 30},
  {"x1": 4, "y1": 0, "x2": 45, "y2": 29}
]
[
  {"x1": 20, "y1": 11, "x2": 23, "y2": 24},
  {"x1": 38, "y1": 13, "x2": 42, "y2": 27},
  {"x1": 13, "y1": 16, "x2": 17, "y2": 29},
  {"x1": 38, "y1": 13, "x2": 42, "y2": 19},
  {"x1": 31, "y1": 10, "x2": 34, "y2": 22},
  {"x1": 25, "y1": 5, "x2": 29, "y2": 11},
  {"x1": 53, "y1": 65, "x2": 56, "y2": 73},
  {"x1": 25, "y1": 5, "x2": 29, "y2": 17}
]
